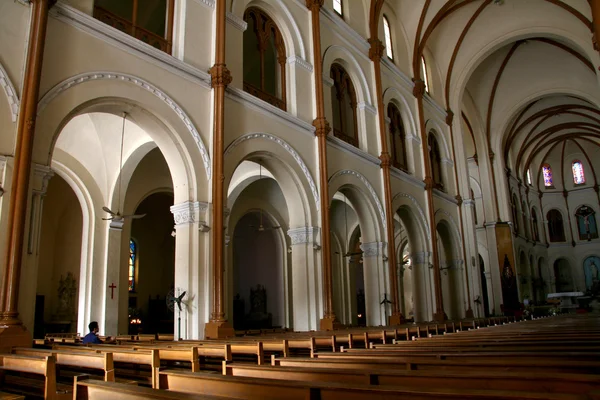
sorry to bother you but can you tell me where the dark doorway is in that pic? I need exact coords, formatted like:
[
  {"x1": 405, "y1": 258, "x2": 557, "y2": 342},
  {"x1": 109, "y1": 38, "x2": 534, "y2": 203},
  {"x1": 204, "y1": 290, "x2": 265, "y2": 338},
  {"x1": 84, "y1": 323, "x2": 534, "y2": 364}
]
[{"x1": 479, "y1": 255, "x2": 490, "y2": 317}]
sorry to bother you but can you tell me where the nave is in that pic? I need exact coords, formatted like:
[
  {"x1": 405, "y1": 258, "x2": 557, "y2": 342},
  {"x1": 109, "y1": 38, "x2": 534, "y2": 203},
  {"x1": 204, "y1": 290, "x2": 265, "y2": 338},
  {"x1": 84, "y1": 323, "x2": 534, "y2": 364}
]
[{"x1": 0, "y1": 314, "x2": 598, "y2": 399}]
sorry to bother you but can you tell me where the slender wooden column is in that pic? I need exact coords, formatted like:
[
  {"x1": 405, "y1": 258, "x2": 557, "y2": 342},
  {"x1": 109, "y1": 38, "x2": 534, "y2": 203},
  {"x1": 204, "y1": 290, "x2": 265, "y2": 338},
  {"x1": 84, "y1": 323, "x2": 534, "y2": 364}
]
[
  {"x1": 368, "y1": 38, "x2": 402, "y2": 325},
  {"x1": 306, "y1": 0, "x2": 338, "y2": 330},
  {"x1": 205, "y1": 0, "x2": 234, "y2": 339},
  {"x1": 445, "y1": 110, "x2": 473, "y2": 318},
  {"x1": 0, "y1": 0, "x2": 52, "y2": 327},
  {"x1": 413, "y1": 80, "x2": 445, "y2": 321}
]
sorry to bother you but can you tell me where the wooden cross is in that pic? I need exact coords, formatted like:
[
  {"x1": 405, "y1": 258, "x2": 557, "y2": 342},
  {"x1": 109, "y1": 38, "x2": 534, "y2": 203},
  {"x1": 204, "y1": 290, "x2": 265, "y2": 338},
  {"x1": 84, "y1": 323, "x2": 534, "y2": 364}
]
[{"x1": 109, "y1": 283, "x2": 117, "y2": 300}]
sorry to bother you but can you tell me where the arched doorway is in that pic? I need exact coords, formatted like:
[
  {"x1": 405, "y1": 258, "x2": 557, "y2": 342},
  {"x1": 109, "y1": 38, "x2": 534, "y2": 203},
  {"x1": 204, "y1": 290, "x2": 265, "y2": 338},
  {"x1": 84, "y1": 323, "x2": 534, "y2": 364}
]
[
  {"x1": 35, "y1": 174, "x2": 83, "y2": 337},
  {"x1": 228, "y1": 160, "x2": 289, "y2": 330},
  {"x1": 553, "y1": 259, "x2": 573, "y2": 292},
  {"x1": 478, "y1": 255, "x2": 490, "y2": 317},
  {"x1": 436, "y1": 221, "x2": 462, "y2": 320},
  {"x1": 128, "y1": 192, "x2": 175, "y2": 335}
]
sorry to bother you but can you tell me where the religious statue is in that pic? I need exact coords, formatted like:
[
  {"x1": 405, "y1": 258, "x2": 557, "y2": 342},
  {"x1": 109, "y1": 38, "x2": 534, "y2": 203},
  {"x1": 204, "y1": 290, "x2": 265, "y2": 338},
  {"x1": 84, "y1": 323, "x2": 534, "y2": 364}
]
[{"x1": 55, "y1": 272, "x2": 77, "y2": 320}]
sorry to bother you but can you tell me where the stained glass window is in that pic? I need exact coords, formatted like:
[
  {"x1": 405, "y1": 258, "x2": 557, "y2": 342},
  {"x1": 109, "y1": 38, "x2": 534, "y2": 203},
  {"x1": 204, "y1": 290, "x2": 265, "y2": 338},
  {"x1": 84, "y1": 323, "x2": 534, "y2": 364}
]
[
  {"x1": 526, "y1": 169, "x2": 532, "y2": 185},
  {"x1": 542, "y1": 164, "x2": 553, "y2": 187},
  {"x1": 333, "y1": 0, "x2": 342, "y2": 16},
  {"x1": 421, "y1": 57, "x2": 429, "y2": 93},
  {"x1": 129, "y1": 239, "x2": 136, "y2": 292},
  {"x1": 572, "y1": 160, "x2": 585, "y2": 185},
  {"x1": 383, "y1": 16, "x2": 393, "y2": 59}
]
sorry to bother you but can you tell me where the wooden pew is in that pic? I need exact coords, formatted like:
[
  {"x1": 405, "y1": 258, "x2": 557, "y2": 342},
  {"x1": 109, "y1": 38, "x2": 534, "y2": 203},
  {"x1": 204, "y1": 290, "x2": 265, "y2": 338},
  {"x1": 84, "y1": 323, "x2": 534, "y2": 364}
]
[
  {"x1": 12, "y1": 348, "x2": 115, "y2": 382},
  {"x1": 73, "y1": 378, "x2": 213, "y2": 399},
  {"x1": 222, "y1": 362, "x2": 600, "y2": 395},
  {"x1": 0, "y1": 392, "x2": 23, "y2": 400},
  {"x1": 157, "y1": 369, "x2": 587, "y2": 399},
  {"x1": 0, "y1": 354, "x2": 66, "y2": 400}
]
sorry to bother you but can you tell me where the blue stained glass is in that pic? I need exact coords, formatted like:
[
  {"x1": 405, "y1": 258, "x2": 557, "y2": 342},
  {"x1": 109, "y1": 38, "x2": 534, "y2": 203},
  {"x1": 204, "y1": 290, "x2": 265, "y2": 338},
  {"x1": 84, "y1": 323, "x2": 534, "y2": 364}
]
[
  {"x1": 542, "y1": 164, "x2": 553, "y2": 187},
  {"x1": 572, "y1": 161, "x2": 585, "y2": 185}
]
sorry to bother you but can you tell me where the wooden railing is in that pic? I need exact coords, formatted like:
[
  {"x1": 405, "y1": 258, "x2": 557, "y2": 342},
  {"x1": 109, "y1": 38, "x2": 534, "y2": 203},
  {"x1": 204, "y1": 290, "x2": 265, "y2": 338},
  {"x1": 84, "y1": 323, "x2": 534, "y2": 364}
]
[
  {"x1": 243, "y1": 82, "x2": 286, "y2": 111},
  {"x1": 93, "y1": 6, "x2": 171, "y2": 54}
]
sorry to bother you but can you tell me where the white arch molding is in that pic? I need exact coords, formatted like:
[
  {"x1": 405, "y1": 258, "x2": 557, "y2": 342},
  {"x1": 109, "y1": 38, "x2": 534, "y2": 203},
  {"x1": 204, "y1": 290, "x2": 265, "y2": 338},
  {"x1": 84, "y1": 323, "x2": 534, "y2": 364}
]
[
  {"x1": 329, "y1": 169, "x2": 385, "y2": 229},
  {"x1": 224, "y1": 132, "x2": 320, "y2": 208},
  {"x1": 36, "y1": 72, "x2": 211, "y2": 179},
  {"x1": 0, "y1": 62, "x2": 19, "y2": 122},
  {"x1": 322, "y1": 45, "x2": 374, "y2": 106},
  {"x1": 392, "y1": 192, "x2": 431, "y2": 240},
  {"x1": 435, "y1": 209, "x2": 463, "y2": 250}
]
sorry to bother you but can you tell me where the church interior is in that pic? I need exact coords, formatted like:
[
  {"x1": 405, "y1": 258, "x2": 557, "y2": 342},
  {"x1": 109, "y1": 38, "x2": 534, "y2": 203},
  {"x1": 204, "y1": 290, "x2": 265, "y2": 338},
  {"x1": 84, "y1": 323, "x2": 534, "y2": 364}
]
[{"x1": 1, "y1": 0, "x2": 600, "y2": 398}]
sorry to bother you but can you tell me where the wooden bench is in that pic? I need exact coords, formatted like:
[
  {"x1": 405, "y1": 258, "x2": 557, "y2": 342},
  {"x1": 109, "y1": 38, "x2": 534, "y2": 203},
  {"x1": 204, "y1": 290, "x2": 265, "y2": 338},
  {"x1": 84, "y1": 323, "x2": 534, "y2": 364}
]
[
  {"x1": 0, "y1": 354, "x2": 67, "y2": 400},
  {"x1": 0, "y1": 392, "x2": 23, "y2": 400},
  {"x1": 222, "y1": 362, "x2": 600, "y2": 395},
  {"x1": 73, "y1": 378, "x2": 214, "y2": 399},
  {"x1": 12, "y1": 348, "x2": 115, "y2": 382},
  {"x1": 157, "y1": 368, "x2": 587, "y2": 399}
]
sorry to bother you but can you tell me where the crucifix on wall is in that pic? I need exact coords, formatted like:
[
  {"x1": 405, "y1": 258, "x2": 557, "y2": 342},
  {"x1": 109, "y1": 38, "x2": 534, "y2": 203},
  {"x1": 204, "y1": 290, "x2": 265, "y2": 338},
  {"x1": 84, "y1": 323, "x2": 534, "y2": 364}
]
[
  {"x1": 575, "y1": 206, "x2": 595, "y2": 241},
  {"x1": 109, "y1": 283, "x2": 117, "y2": 300}
]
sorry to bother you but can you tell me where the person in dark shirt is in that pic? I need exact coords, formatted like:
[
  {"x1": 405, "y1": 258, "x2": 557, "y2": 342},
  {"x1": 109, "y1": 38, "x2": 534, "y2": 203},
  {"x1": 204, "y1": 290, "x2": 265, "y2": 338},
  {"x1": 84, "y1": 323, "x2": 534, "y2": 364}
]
[{"x1": 82, "y1": 321, "x2": 102, "y2": 344}]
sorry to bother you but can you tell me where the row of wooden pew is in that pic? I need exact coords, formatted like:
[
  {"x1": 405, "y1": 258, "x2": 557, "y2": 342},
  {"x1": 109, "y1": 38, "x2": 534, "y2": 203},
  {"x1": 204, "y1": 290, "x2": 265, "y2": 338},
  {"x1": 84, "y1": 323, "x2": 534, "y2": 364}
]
[{"x1": 3, "y1": 315, "x2": 596, "y2": 399}]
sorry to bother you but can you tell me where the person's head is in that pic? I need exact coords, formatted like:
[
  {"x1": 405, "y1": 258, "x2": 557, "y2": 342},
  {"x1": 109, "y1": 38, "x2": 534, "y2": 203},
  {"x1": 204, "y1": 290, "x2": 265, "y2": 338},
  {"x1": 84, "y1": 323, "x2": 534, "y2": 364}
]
[{"x1": 88, "y1": 321, "x2": 99, "y2": 333}]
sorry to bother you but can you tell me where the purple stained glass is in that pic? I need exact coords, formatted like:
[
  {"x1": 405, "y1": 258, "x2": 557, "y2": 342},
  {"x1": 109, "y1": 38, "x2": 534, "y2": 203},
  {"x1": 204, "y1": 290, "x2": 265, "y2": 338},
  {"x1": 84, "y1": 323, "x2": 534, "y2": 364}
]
[
  {"x1": 129, "y1": 239, "x2": 136, "y2": 291},
  {"x1": 572, "y1": 161, "x2": 585, "y2": 185},
  {"x1": 542, "y1": 164, "x2": 553, "y2": 187}
]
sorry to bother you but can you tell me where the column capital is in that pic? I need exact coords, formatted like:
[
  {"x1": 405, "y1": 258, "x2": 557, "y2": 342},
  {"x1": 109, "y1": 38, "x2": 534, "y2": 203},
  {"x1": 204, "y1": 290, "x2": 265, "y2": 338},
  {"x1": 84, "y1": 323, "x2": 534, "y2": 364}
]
[
  {"x1": 412, "y1": 78, "x2": 426, "y2": 98},
  {"x1": 305, "y1": 0, "x2": 324, "y2": 11},
  {"x1": 455, "y1": 194, "x2": 463, "y2": 206},
  {"x1": 209, "y1": 63, "x2": 232, "y2": 88},
  {"x1": 170, "y1": 201, "x2": 209, "y2": 226},
  {"x1": 411, "y1": 251, "x2": 431, "y2": 264},
  {"x1": 360, "y1": 241, "x2": 386, "y2": 257},
  {"x1": 312, "y1": 117, "x2": 331, "y2": 138},
  {"x1": 32, "y1": 163, "x2": 54, "y2": 195},
  {"x1": 287, "y1": 226, "x2": 319, "y2": 245},
  {"x1": 423, "y1": 175, "x2": 434, "y2": 191},
  {"x1": 368, "y1": 38, "x2": 384, "y2": 62},
  {"x1": 109, "y1": 219, "x2": 124, "y2": 230},
  {"x1": 379, "y1": 152, "x2": 391, "y2": 168}
]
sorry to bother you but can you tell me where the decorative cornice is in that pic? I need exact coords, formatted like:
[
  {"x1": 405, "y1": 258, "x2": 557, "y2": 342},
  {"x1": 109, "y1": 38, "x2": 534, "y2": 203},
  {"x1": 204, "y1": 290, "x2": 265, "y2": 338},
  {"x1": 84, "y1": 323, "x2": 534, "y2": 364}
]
[
  {"x1": 433, "y1": 188, "x2": 459, "y2": 205},
  {"x1": 224, "y1": 132, "x2": 319, "y2": 208},
  {"x1": 170, "y1": 201, "x2": 209, "y2": 226},
  {"x1": 326, "y1": 136, "x2": 381, "y2": 167},
  {"x1": 319, "y1": 5, "x2": 370, "y2": 53},
  {"x1": 381, "y1": 57, "x2": 415, "y2": 93},
  {"x1": 463, "y1": 199, "x2": 475, "y2": 207},
  {"x1": 361, "y1": 241, "x2": 385, "y2": 257},
  {"x1": 357, "y1": 102, "x2": 377, "y2": 116},
  {"x1": 49, "y1": 3, "x2": 212, "y2": 89},
  {"x1": 0, "y1": 63, "x2": 19, "y2": 122},
  {"x1": 225, "y1": 86, "x2": 315, "y2": 136},
  {"x1": 32, "y1": 163, "x2": 54, "y2": 195},
  {"x1": 287, "y1": 226, "x2": 318, "y2": 245},
  {"x1": 329, "y1": 169, "x2": 385, "y2": 229},
  {"x1": 287, "y1": 56, "x2": 313, "y2": 73},
  {"x1": 422, "y1": 93, "x2": 448, "y2": 119},
  {"x1": 37, "y1": 71, "x2": 211, "y2": 179},
  {"x1": 226, "y1": 12, "x2": 247, "y2": 31},
  {"x1": 389, "y1": 166, "x2": 425, "y2": 189},
  {"x1": 391, "y1": 192, "x2": 431, "y2": 240}
]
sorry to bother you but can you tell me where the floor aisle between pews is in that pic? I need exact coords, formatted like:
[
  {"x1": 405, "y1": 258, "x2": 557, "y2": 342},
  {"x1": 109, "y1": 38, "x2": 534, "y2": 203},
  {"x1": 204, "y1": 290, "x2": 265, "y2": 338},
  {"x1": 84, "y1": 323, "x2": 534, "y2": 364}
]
[{"x1": 1, "y1": 315, "x2": 599, "y2": 399}]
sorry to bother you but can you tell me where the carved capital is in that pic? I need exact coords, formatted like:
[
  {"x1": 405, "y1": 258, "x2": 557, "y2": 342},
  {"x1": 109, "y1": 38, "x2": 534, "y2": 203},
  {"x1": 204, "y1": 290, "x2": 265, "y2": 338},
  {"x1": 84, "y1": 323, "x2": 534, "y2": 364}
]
[
  {"x1": 455, "y1": 194, "x2": 463, "y2": 206},
  {"x1": 368, "y1": 38, "x2": 384, "y2": 62},
  {"x1": 209, "y1": 64, "x2": 232, "y2": 88},
  {"x1": 379, "y1": 152, "x2": 391, "y2": 168},
  {"x1": 445, "y1": 109, "x2": 454, "y2": 126},
  {"x1": 538, "y1": 192, "x2": 543, "y2": 200},
  {"x1": 489, "y1": 150, "x2": 495, "y2": 162},
  {"x1": 423, "y1": 175, "x2": 434, "y2": 191},
  {"x1": 562, "y1": 190, "x2": 569, "y2": 198},
  {"x1": 305, "y1": 0, "x2": 324, "y2": 11},
  {"x1": 412, "y1": 78, "x2": 425, "y2": 98},
  {"x1": 312, "y1": 117, "x2": 331, "y2": 137}
]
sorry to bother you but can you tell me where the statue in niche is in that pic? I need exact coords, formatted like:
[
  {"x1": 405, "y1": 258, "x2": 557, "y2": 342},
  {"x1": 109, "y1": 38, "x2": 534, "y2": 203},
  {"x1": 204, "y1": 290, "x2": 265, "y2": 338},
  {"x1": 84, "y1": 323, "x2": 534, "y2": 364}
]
[
  {"x1": 245, "y1": 284, "x2": 272, "y2": 329},
  {"x1": 55, "y1": 272, "x2": 77, "y2": 320}
]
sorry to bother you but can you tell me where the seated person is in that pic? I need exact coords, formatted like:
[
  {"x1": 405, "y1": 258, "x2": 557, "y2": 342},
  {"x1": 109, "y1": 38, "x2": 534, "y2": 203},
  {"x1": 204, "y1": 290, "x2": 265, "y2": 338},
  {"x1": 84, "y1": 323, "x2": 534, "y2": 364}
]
[{"x1": 82, "y1": 321, "x2": 115, "y2": 344}]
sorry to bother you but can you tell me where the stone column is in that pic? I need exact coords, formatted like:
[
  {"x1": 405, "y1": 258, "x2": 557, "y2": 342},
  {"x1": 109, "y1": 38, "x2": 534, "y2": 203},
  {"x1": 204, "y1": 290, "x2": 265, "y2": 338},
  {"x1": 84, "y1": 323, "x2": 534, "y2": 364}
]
[
  {"x1": 0, "y1": 0, "x2": 53, "y2": 350},
  {"x1": 463, "y1": 199, "x2": 483, "y2": 317},
  {"x1": 171, "y1": 201, "x2": 209, "y2": 339},
  {"x1": 18, "y1": 164, "x2": 53, "y2": 333},
  {"x1": 360, "y1": 241, "x2": 387, "y2": 326},
  {"x1": 287, "y1": 227, "x2": 320, "y2": 331},
  {"x1": 103, "y1": 219, "x2": 123, "y2": 336},
  {"x1": 411, "y1": 251, "x2": 433, "y2": 322},
  {"x1": 306, "y1": 0, "x2": 339, "y2": 330},
  {"x1": 0, "y1": 156, "x2": 13, "y2": 292},
  {"x1": 205, "y1": 0, "x2": 234, "y2": 339}
]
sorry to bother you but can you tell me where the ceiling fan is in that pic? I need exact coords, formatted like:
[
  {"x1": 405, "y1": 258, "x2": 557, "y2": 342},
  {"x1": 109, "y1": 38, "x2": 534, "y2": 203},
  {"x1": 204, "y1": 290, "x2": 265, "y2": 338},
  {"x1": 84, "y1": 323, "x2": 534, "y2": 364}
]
[
  {"x1": 335, "y1": 192, "x2": 363, "y2": 258},
  {"x1": 102, "y1": 112, "x2": 146, "y2": 221},
  {"x1": 249, "y1": 161, "x2": 281, "y2": 233}
]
